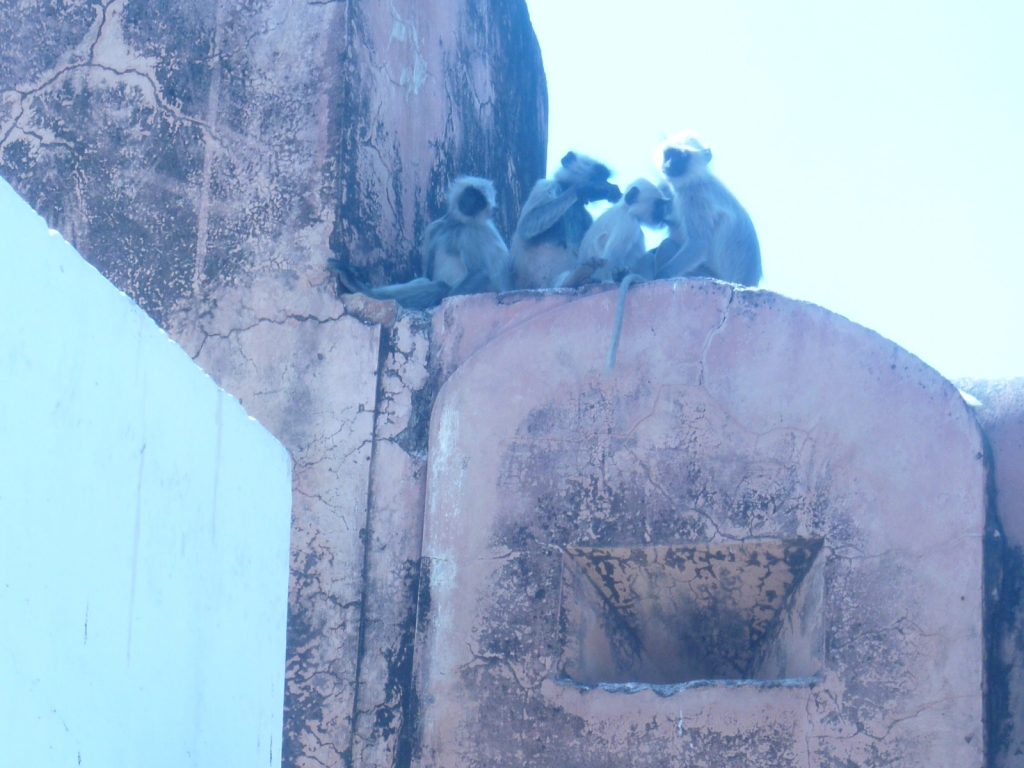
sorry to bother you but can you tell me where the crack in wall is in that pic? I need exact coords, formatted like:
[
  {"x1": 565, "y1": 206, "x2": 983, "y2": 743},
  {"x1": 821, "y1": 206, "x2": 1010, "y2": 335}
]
[
  {"x1": 1, "y1": 0, "x2": 221, "y2": 156},
  {"x1": 698, "y1": 286, "x2": 735, "y2": 388}
]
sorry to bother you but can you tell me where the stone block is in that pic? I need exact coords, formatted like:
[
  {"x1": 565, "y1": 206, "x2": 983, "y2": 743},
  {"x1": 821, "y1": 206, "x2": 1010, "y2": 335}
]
[
  {"x1": 414, "y1": 279, "x2": 986, "y2": 767},
  {"x1": 959, "y1": 378, "x2": 1024, "y2": 768},
  {"x1": 351, "y1": 313, "x2": 432, "y2": 768},
  {"x1": 193, "y1": 309, "x2": 381, "y2": 766}
]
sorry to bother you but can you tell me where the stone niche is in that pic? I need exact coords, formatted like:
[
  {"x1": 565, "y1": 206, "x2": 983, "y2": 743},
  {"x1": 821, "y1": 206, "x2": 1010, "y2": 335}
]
[
  {"x1": 412, "y1": 279, "x2": 986, "y2": 768},
  {"x1": 559, "y1": 539, "x2": 825, "y2": 688}
]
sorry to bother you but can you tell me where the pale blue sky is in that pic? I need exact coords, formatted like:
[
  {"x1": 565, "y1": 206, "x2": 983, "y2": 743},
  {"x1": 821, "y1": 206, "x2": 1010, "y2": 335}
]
[{"x1": 525, "y1": 0, "x2": 1024, "y2": 380}]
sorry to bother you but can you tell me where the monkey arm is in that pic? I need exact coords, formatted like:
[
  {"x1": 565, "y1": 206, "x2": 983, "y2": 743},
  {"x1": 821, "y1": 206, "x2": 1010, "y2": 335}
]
[
  {"x1": 454, "y1": 223, "x2": 512, "y2": 293},
  {"x1": 514, "y1": 180, "x2": 582, "y2": 241},
  {"x1": 422, "y1": 219, "x2": 449, "y2": 279},
  {"x1": 654, "y1": 238, "x2": 708, "y2": 279},
  {"x1": 652, "y1": 237, "x2": 681, "y2": 276}
]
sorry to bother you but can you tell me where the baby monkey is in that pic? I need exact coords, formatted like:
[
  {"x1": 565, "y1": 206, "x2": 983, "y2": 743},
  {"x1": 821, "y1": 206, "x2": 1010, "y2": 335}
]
[
  {"x1": 330, "y1": 176, "x2": 511, "y2": 310},
  {"x1": 579, "y1": 178, "x2": 671, "y2": 284},
  {"x1": 587, "y1": 179, "x2": 672, "y2": 369}
]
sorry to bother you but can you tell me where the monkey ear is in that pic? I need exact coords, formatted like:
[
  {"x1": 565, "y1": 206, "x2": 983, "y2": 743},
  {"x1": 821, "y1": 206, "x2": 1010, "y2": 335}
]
[
  {"x1": 624, "y1": 185, "x2": 640, "y2": 205},
  {"x1": 561, "y1": 151, "x2": 576, "y2": 167},
  {"x1": 703, "y1": 148, "x2": 713, "y2": 162}
]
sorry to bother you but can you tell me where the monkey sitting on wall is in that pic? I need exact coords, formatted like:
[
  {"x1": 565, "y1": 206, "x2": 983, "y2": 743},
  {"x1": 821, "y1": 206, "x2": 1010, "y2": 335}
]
[
  {"x1": 653, "y1": 133, "x2": 761, "y2": 286},
  {"x1": 579, "y1": 178, "x2": 671, "y2": 284},
  {"x1": 329, "y1": 176, "x2": 512, "y2": 310},
  {"x1": 583, "y1": 179, "x2": 672, "y2": 369},
  {"x1": 510, "y1": 152, "x2": 622, "y2": 290}
]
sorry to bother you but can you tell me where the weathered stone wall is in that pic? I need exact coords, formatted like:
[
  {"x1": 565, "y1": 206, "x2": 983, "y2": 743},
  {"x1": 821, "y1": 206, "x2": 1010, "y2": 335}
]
[
  {"x1": 0, "y1": 0, "x2": 546, "y2": 326},
  {"x1": 0, "y1": 3, "x2": 546, "y2": 767},
  {"x1": 412, "y1": 280, "x2": 986, "y2": 767},
  {"x1": 959, "y1": 379, "x2": 1024, "y2": 768}
]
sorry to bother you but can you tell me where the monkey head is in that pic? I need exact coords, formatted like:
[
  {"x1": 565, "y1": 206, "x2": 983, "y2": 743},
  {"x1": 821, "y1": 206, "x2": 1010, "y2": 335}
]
[
  {"x1": 448, "y1": 176, "x2": 497, "y2": 223},
  {"x1": 553, "y1": 151, "x2": 622, "y2": 203},
  {"x1": 554, "y1": 150, "x2": 609, "y2": 184},
  {"x1": 623, "y1": 178, "x2": 672, "y2": 227},
  {"x1": 658, "y1": 132, "x2": 713, "y2": 182}
]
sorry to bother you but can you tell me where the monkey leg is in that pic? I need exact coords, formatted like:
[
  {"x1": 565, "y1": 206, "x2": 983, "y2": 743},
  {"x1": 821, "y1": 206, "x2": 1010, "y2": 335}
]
[
  {"x1": 447, "y1": 270, "x2": 494, "y2": 297},
  {"x1": 555, "y1": 257, "x2": 605, "y2": 289}
]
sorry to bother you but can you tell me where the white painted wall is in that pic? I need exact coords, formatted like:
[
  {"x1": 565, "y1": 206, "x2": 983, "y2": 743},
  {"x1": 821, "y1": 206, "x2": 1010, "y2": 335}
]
[{"x1": 0, "y1": 177, "x2": 292, "y2": 768}]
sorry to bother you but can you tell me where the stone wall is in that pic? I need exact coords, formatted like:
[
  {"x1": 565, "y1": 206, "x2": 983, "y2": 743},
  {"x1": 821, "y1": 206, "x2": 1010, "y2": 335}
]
[
  {"x1": 412, "y1": 280, "x2": 986, "y2": 767},
  {"x1": 0, "y1": 0, "x2": 546, "y2": 326},
  {"x1": 0, "y1": 3, "x2": 546, "y2": 766},
  {"x1": 261, "y1": 280, "x2": 993, "y2": 767},
  {"x1": 6, "y1": 3, "x2": 1018, "y2": 766},
  {"x1": 959, "y1": 379, "x2": 1024, "y2": 768}
]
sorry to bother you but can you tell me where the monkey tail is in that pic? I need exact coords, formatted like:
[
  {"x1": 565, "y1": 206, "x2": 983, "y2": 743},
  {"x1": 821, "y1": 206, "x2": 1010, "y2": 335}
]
[
  {"x1": 606, "y1": 273, "x2": 643, "y2": 371},
  {"x1": 326, "y1": 257, "x2": 368, "y2": 294}
]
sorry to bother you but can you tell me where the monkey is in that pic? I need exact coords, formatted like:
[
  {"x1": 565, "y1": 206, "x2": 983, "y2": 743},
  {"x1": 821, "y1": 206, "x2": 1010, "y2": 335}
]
[
  {"x1": 510, "y1": 151, "x2": 623, "y2": 290},
  {"x1": 328, "y1": 176, "x2": 512, "y2": 310},
  {"x1": 566, "y1": 178, "x2": 672, "y2": 370},
  {"x1": 652, "y1": 132, "x2": 761, "y2": 287},
  {"x1": 580, "y1": 178, "x2": 672, "y2": 284}
]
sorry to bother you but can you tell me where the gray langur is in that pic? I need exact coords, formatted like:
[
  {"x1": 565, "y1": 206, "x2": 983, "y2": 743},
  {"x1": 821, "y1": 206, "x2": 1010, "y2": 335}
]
[
  {"x1": 582, "y1": 178, "x2": 671, "y2": 283},
  {"x1": 511, "y1": 151, "x2": 623, "y2": 290},
  {"x1": 582, "y1": 179, "x2": 671, "y2": 370},
  {"x1": 653, "y1": 133, "x2": 761, "y2": 286},
  {"x1": 329, "y1": 176, "x2": 512, "y2": 310}
]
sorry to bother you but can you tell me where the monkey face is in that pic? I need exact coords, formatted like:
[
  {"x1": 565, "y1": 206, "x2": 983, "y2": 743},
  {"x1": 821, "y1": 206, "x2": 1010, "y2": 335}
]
[
  {"x1": 457, "y1": 185, "x2": 490, "y2": 218},
  {"x1": 589, "y1": 164, "x2": 612, "y2": 184},
  {"x1": 662, "y1": 145, "x2": 712, "y2": 179},
  {"x1": 662, "y1": 147, "x2": 692, "y2": 178},
  {"x1": 555, "y1": 152, "x2": 616, "y2": 194},
  {"x1": 578, "y1": 180, "x2": 621, "y2": 204},
  {"x1": 447, "y1": 176, "x2": 497, "y2": 221},
  {"x1": 603, "y1": 182, "x2": 623, "y2": 203},
  {"x1": 624, "y1": 179, "x2": 671, "y2": 226}
]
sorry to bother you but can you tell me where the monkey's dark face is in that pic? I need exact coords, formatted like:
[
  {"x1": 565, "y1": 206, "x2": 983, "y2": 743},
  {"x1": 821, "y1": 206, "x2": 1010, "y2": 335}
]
[
  {"x1": 457, "y1": 185, "x2": 490, "y2": 218},
  {"x1": 588, "y1": 163, "x2": 612, "y2": 184},
  {"x1": 578, "y1": 179, "x2": 621, "y2": 204},
  {"x1": 662, "y1": 147, "x2": 692, "y2": 178},
  {"x1": 663, "y1": 145, "x2": 712, "y2": 179}
]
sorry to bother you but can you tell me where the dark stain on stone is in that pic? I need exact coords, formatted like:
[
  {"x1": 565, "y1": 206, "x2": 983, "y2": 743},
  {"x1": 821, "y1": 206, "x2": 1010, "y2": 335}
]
[
  {"x1": 389, "y1": 312, "x2": 439, "y2": 459},
  {"x1": 0, "y1": 1, "x2": 93, "y2": 85},
  {"x1": 394, "y1": 556, "x2": 432, "y2": 768},
  {"x1": 979, "y1": 424, "x2": 1014, "y2": 767},
  {"x1": 373, "y1": 557, "x2": 421, "y2": 741},
  {"x1": 281, "y1": 583, "x2": 327, "y2": 768},
  {"x1": 329, "y1": 0, "x2": 546, "y2": 292}
]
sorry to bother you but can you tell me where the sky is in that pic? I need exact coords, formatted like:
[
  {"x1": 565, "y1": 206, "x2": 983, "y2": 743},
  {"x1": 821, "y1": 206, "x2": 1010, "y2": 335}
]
[{"x1": 524, "y1": 0, "x2": 1024, "y2": 381}]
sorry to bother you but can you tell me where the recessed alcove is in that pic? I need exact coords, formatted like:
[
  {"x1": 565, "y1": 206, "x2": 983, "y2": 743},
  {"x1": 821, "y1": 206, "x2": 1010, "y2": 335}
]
[{"x1": 558, "y1": 539, "x2": 825, "y2": 686}]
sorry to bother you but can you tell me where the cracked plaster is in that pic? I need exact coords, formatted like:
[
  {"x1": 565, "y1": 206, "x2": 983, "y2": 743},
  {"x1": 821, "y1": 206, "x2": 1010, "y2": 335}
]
[{"x1": 412, "y1": 279, "x2": 985, "y2": 767}]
